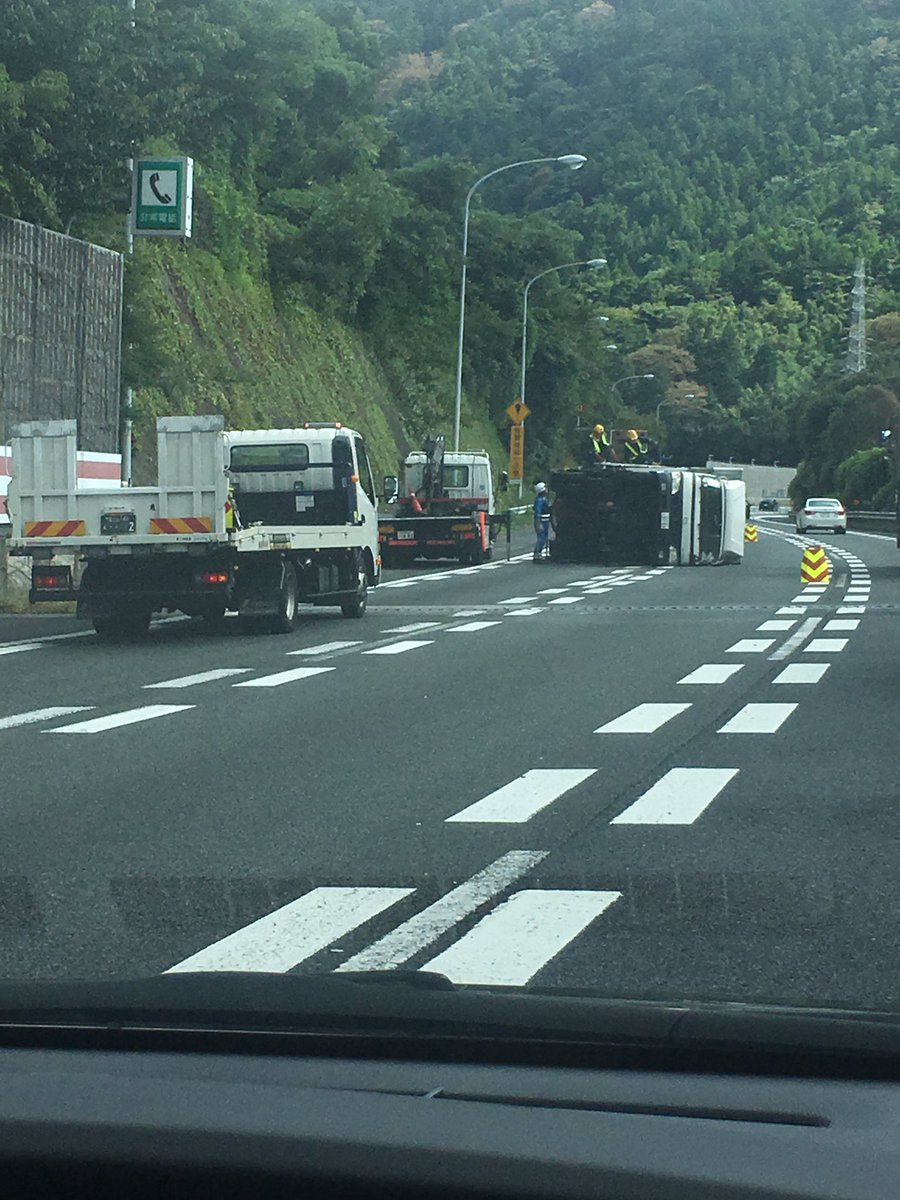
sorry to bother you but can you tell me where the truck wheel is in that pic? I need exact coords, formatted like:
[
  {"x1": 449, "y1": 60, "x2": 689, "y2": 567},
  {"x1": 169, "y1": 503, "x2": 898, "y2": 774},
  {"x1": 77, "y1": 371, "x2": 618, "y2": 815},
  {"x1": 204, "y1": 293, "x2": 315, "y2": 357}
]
[
  {"x1": 92, "y1": 609, "x2": 151, "y2": 641},
  {"x1": 341, "y1": 553, "x2": 368, "y2": 619},
  {"x1": 269, "y1": 562, "x2": 299, "y2": 634}
]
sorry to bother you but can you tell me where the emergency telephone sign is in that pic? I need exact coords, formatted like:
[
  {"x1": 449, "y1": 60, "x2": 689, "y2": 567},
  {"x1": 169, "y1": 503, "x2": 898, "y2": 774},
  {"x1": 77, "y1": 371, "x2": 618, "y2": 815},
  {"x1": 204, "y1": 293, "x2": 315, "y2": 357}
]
[{"x1": 132, "y1": 157, "x2": 193, "y2": 237}]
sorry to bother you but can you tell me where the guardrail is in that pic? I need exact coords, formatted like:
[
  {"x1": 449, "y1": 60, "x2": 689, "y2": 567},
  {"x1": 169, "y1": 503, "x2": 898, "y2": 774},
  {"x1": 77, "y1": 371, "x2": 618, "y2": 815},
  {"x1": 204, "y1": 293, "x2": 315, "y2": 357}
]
[{"x1": 847, "y1": 511, "x2": 895, "y2": 533}]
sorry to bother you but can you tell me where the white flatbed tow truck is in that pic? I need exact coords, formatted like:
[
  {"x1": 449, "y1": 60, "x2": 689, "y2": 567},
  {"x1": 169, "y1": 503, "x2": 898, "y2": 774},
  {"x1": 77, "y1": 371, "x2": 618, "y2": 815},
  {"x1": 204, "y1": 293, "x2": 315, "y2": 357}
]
[{"x1": 7, "y1": 415, "x2": 381, "y2": 638}]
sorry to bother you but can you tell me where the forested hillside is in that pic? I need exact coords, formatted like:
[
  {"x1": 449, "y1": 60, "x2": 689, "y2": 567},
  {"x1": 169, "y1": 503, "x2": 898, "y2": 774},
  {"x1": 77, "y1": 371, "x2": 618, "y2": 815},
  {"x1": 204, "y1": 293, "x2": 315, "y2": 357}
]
[{"x1": 2, "y1": 0, "x2": 899, "y2": 494}]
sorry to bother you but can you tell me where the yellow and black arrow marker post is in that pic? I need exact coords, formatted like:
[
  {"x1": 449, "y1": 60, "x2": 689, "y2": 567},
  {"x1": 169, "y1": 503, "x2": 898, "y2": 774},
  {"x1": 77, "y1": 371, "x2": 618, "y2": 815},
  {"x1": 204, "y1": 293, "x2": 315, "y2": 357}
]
[
  {"x1": 800, "y1": 544, "x2": 830, "y2": 584},
  {"x1": 744, "y1": 523, "x2": 758, "y2": 543}
]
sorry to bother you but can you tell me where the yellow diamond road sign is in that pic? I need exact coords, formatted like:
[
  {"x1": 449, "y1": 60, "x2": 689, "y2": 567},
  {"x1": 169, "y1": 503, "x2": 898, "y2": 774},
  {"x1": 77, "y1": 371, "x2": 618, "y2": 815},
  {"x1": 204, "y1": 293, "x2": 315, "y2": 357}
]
[{"x1": 506, "y1": 400, "x2": 531, "y2": 424}]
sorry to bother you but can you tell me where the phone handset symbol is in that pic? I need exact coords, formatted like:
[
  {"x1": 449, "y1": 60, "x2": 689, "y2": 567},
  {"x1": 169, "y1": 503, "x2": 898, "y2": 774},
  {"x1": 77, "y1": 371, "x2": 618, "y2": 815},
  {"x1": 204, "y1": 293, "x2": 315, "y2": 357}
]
[{"x1": 149, "y1": 172, "x2": 172, "y2": 204}]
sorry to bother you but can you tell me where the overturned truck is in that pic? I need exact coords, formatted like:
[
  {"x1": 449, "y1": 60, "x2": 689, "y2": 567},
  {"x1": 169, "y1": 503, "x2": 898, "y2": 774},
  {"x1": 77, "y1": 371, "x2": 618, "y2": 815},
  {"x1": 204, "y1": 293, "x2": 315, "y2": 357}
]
[{"x1": 549, "y1": 464, "x2": 746, "y2": 566}]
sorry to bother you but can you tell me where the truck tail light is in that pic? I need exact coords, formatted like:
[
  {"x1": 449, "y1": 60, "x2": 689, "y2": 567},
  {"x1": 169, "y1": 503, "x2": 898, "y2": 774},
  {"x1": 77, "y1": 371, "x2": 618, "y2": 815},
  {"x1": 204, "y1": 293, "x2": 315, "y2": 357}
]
[
  {"x1": 33, "y1": 568, "x2": 70, "y2": 590},
  {"x1": 200, "y1": 571, "x2": 229, "y2": 585}
]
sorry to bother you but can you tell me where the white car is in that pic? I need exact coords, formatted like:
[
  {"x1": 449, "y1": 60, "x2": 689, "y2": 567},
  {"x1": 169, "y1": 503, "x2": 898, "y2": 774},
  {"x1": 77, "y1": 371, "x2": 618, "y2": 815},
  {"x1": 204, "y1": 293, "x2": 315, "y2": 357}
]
[{"x1": 795, "y1": 496, "x2": 847, "y2": 534}]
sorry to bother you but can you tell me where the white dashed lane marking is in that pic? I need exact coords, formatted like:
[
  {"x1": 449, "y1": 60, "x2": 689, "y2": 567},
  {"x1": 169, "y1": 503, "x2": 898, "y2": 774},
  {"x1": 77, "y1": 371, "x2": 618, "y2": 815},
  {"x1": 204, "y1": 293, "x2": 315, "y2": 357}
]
[
  {"x1": 145, "y1": 668, "x2": 251, "y2": 689},
  {"x1": 166, "y1": 887, "x2": 413, "y2": 973},
  {"x1": 836, "y1": 607, "x2": 865, "y2": 615},
  {"x1": 47, "y1": 704, "x2": 194, "y2": 734},
  {"x1": 289, "y1": 641, "x2": 362, "y2": 656},
  {"x1": 445, "y1": 769, "x2": 596, "y2": 824},
  {"x1": 677, "y1": 664, "x2": 744, "y2": 685},
  {"x1": 595, "y1": 703, "x2": 691, "y2": 734},
  {"x1": 776, "y1": 607, "x2": 806, "y2": 615},
  {"x1": 362, "y1": 640, "x2": 434, "y2": 656},
  {"x1": 772, "y1": 663, "x2": 830, "y2": 684},
  {"x1": 547, "y1": 596, "x2": 583, "y2": 605},
  {"x1": 0, "y1": 706, "x2": 93, "y2": 731},
  {"x1": 420, "y1": 890, "x2": 621, "y2": 987},
  {"x1": 824, "y1": 619, "x2": 860, "y2": 631},
  {"x1": 803, "y1": 639, "x2": 848, "y2": 653},
  {"x1": 506, "y1": 607, "x2": 543, "y2": 616},
  {"x1": 234, "y1": 666, "x2": 335, "y2": 686},
  {"x1": 448, "y1": 621, "x2": 501, "y2": 633},
  {"x1": 726, "y1": 639, "x2": 775, "y2": 653},
  {"x1": 718, "y1": 703, "x2": 797, "y2": 734},
  {"x1": 611, "y1": 768, "x2": 739, "y2": 825},
  {"x1": 757, "y1": 620, "x2": 796, "y2": 632},
  {"x1": 384, "y1": 622, "x2": 441, "y2": 634},
  {"x1": 0, "y1": 644, "x2": 43, "y2": 656}
]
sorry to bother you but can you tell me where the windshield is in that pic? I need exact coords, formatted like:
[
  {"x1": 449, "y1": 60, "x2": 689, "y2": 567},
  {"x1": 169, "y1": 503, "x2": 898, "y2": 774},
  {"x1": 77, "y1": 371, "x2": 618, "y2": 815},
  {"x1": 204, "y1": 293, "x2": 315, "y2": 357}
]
[{"x1": 0, "y1": 0, "x2": 898, "y2": 1026}]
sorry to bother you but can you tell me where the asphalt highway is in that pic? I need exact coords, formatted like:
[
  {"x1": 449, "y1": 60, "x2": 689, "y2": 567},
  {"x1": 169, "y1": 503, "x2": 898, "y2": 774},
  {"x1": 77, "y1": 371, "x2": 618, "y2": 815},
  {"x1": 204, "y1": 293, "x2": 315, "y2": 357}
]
[{"x1": 0, "y1": 516, "x2": 896, "y2": 1009}]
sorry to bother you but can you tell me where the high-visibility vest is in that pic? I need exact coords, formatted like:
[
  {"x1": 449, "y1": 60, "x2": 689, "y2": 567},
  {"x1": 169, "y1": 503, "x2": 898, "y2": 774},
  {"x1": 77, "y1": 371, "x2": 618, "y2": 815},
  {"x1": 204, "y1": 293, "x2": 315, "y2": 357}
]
[
  {"x1": 591, "y1": 435, "x2": 609, "y2": 456},
  {"x1": 624, "y1": 439, "x2": 645, "y2": 460}
]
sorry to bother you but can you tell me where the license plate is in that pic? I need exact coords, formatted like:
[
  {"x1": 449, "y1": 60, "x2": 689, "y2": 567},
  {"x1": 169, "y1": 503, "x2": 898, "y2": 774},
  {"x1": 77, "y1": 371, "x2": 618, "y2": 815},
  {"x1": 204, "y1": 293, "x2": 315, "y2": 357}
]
[
  {"x1": 397, "y1": 530, "x2": 415, "y2": 541},
  {"x1": 100, "y1": 511, "x2": 136, "y2": 535}
]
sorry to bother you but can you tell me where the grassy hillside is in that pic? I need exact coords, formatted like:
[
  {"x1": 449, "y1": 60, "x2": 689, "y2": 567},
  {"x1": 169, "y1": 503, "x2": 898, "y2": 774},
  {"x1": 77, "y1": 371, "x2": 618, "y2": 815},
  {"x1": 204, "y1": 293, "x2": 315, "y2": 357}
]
[{"x1": 124, "y1": 240, "x2": 505, "y2": 485}]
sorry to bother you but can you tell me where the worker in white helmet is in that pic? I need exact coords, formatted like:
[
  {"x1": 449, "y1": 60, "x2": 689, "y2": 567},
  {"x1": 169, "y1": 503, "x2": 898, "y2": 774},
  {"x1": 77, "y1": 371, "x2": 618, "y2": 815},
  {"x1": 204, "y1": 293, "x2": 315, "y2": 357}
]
[{"x1": 533, "y1": 481, "x2": 552, "y2": 562}]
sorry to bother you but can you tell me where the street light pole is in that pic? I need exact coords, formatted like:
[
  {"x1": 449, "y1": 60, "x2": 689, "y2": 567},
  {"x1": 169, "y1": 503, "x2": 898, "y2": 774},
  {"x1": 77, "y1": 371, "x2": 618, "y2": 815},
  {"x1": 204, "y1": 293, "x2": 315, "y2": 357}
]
[
  {"x1": 453, "y1": 154, "x2": 586, "y2": 451},
  {"x1": 656, "y1": 391, "x2": 695, "y2": 425},
  {"x1": 520, "y1": 258, "x2": 606, "y2": 410}
]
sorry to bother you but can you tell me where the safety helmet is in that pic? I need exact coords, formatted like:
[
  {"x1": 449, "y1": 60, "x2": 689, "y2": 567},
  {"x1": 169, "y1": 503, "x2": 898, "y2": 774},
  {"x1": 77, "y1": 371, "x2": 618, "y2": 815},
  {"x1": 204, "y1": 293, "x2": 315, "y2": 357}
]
[
  {"x1": 592, "y1": 424, "x2": 605, "y2": 437},
  {"x1": 626, "y1": 429, "x2": 639, "y2": 441},
  {"x1": 535, "y1": 481, "x2": 547, "y2": 494}
]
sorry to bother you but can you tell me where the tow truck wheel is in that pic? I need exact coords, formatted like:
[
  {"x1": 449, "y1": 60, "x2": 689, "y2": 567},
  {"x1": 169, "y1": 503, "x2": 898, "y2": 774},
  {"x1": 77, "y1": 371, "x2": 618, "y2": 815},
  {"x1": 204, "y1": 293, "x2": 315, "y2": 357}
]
[
  {"x1": 269, "y1": 562, "x2": 299, "y2": 634},
  {"x1": 341, "y1": 553, "x2": 368, "y2": 619}
]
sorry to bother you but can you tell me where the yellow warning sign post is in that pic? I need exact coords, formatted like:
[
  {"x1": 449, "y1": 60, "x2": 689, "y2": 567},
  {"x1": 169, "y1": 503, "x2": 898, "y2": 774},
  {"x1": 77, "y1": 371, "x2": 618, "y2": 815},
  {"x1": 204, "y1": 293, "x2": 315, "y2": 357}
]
[
  {"x1": 801, "y1": 544, "x2": 830, "y2": 584},
  {"x1": 744, "y1": 524, "x2": 758, "y2": 543},
  {"x1": 507, "y1": 399, "x2": 530, "y2": 498}
]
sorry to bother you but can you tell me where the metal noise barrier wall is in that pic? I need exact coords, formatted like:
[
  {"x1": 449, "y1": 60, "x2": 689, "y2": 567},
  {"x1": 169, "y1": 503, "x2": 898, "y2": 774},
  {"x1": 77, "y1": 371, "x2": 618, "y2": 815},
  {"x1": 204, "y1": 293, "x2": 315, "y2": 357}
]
[{"x1": 0, "y1": 216, "x2": 122, "y2": 452}]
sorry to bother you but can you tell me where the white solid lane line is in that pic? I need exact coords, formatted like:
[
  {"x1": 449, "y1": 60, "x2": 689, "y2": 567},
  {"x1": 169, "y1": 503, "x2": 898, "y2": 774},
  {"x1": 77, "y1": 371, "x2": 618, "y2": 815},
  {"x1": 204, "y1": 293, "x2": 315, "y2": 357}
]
[
  {"x1": 166, "y1": 887, "x2": 413, "y2": 974},
  {"x1": 803, "y1": 638, "x2": 848, "y2": 653},
  {"x1": 757, "y1": 620, "x2": 796, "y2": 632},
  {"x1": 446, "y1": 768, "x2": 596, "y2": 824},
  {"x1": 0, "y1": 643, "x2": 43, "y2": 656},
  {"x1": 362, "y1": 640, "x2": 434, "y2": 656},
  {"x1": 825, "y1": 619, "x2": 860, "y2": 631},
  {"x1": 548, "y1": 596, "x2": 583, "y2": 605},
  {"x1": 337, "y1": 850, "x2": 548, "y2": 972},
  {"x1": 0, "y1": 706, "x2": 93, "y2": 731},
  {"x1": 145, "y1": 668, "x2": 251, "y2": 689},
  {"x1": 47, "y1": 704, "x2": 194, "y2": 733},
  {"x1": 717, "y1": 703, "x2": 797, "y2": 734},
  {"x1": 677, "y1": 664, "x2": 744, "y2": 685},
  {"x1": 384, "y1": 622, "x2": 442, "y2": 634},
  {"x1": 611, "y1": 767, "x2": 739, "y2": 825},
  {"x1": 726, "y1": 639, "x2": 775, "y2": 653},
  {"x1": 234, "y1": 666, "x2": 335, "y2": 687},
  {"x1": 772, "y1": 663, "x2": 830, "y2": 684},
  {"x1": 421, "y1": 890, "x2": 621, "y2": 987},
  {"x1": 288, "y1": 641, "x2": 362, "y2": 656},
  {"x1": 448, "y1": 621, "x2": 501, "y2": 633},
  {"x1": 595, "y1": 703, "x2": 691, "y2": 734}
]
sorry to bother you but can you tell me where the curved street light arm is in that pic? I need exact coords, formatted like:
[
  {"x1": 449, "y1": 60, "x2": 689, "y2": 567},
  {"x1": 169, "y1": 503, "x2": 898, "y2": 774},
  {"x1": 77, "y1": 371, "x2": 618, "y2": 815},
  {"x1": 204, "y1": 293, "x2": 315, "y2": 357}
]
[{"x1": 453, "y1": 156, "x2": 586, "y2": 450}]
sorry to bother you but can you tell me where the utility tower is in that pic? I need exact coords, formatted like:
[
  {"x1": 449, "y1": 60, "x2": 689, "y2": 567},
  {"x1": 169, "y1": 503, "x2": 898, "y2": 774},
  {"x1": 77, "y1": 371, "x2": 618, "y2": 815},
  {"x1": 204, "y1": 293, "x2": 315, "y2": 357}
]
[{"x1": 846, "y1": 256, "x2": 867, "y2": 373}]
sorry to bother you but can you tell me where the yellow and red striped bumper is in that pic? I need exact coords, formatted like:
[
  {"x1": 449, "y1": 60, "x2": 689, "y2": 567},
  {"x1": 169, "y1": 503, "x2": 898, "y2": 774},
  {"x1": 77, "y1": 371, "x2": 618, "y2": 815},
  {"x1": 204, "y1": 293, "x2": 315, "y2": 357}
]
[
  {"x1": 149, "y1": 517, "x2": 213, "y2": 535},
  {"x1": 23, "y1": 520, "x2": 86, "y2": 537}
]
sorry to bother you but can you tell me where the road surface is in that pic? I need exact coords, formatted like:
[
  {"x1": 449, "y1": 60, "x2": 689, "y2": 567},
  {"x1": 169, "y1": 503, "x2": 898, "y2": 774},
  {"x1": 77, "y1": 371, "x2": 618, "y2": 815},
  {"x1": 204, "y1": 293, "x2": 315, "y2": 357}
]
[{"x1": 0, "y1": 517, "x2": 894, "y2": 1008}]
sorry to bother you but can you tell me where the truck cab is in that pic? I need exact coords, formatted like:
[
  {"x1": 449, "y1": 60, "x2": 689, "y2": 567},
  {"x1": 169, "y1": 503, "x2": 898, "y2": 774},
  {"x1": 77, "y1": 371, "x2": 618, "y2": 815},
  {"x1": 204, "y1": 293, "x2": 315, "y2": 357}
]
[
  {"x1": 400, "y1": 449, "x2": 493, "y2": 516},
  {"x1": 224, "y1": 424, "x2": 379, "y2": 534}
]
